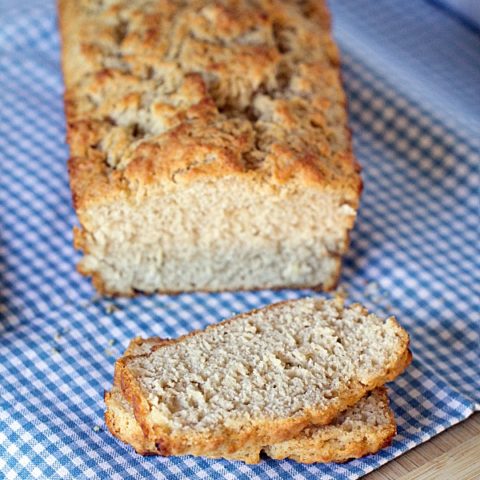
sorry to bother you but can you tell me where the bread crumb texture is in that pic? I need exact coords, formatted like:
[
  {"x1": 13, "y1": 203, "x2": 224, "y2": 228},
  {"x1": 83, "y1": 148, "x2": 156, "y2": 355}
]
[
  {"x1": 60, "y1": 0, "x2": 362, "y2": 294},
  {"x1": 113, "y1": 298, "x2": 410, "y2": 458}
]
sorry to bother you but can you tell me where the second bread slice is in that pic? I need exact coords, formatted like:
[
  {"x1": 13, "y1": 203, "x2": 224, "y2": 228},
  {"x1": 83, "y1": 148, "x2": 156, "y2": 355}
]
[{"x1": 116, "y1": 298, "x2": 410, "y2": 457}]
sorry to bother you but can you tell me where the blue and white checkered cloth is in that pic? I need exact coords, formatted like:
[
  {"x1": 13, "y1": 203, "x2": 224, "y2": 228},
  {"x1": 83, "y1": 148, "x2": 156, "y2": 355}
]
[{"x1": 0, "y1": 0, "x2": 479, "y2": 478}]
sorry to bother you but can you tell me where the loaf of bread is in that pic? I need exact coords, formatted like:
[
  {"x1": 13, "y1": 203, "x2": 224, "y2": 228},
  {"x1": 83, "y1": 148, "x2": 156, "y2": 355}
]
[
  {"x1": 106, "y1": 335, "x2": 397, "y2": 463},
  {"x1": 107, "y1": 298, "x2": 410, "y2": 461},
  {"x1": 58, "y1": 0, "x2": 362, "y2": 295}
]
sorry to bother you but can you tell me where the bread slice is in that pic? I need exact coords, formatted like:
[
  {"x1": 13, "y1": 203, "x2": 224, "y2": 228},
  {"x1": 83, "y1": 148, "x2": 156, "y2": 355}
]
[
  {"x1": 59, "y1": 0, "x2": 361, "y2": 295},
  {"x1": 115, "y1": 298, "x2": 410, "y2": 458},
  {"x1": 106, "y1": 336, "x2": 397, "y2": 463}
]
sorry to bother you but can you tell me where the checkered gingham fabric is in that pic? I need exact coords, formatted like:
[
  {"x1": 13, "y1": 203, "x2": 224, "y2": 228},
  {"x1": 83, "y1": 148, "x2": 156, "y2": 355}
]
[{"x1": 0, "y1": 0, "x2": 479, "y2": 478}]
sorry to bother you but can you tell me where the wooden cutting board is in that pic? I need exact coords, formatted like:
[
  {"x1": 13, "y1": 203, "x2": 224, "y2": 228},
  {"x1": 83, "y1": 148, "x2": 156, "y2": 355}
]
[{"x1": 366, "y1": 413, "x2": 480, "y2": 479}]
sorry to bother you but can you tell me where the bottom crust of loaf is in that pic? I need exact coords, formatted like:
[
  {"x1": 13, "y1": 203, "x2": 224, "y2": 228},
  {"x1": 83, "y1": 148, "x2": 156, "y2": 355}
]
[{"x1": 81, "y1": 254, "x2": 343, "y2": 297}]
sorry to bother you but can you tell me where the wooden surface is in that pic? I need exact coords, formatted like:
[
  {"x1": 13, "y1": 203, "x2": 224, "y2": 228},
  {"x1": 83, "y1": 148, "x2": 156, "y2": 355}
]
[{"x1": 366, "y1": 413, "x2": 480, "y2": 480}]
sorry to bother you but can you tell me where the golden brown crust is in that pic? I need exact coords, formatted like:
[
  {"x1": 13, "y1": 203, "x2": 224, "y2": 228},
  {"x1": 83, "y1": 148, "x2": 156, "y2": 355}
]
[
  {"x1": 117, "y1": 300, "x2": 411, "y2": 457},
  {"x1": 59, "y1": 0, "x2": 362, "y2": 292},
  {"x1": 106, "y1": 338, "x2": 171, "y2": 454},
  {"x1": 105, "y1": 389, "x2": 154, "y2": 454},
  {"x1": 124, "y1": 337, "x2": 170, "y2": 356}
]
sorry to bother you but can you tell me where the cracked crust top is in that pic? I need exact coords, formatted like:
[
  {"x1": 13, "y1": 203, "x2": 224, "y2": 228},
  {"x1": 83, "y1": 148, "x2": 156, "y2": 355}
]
[{"x1": 59, "y1": 0, "x2": 361, "y2": 213}]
